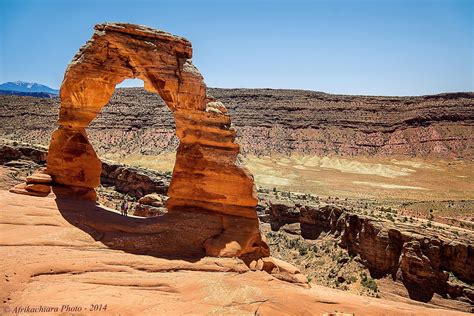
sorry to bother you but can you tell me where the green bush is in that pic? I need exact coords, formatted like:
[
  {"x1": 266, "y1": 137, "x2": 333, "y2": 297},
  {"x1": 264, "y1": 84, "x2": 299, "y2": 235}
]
[
  {"x1": 299, "y1": 245, "x2": 308, "y2": 256},
  {"x1": 360, "y1": 272, "x2": 378, "y2": 292}
]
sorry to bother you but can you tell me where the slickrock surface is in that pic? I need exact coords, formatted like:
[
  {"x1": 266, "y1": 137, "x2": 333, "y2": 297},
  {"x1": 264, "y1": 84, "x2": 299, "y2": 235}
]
[
  {"x1": 0, "y1": 190, "x2": 469, "y2": 316},
  {"x1": 28, "y1": 23, "x2": 268, "y2": 259},
  {"x1": 1, "y1": 89, "x2": 472, "y2": 159}
]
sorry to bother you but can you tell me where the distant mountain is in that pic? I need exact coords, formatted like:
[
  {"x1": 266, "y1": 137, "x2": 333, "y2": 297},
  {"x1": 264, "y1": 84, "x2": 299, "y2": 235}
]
[{"x1": 0, "y1": 81, "x2": 58, "y2": 98}]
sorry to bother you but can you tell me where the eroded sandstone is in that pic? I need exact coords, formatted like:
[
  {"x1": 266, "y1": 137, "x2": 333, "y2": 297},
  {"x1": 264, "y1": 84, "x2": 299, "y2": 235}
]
[
  {"x1": 10, "y1": 23, "x2": 271, "y2": 261},
  {"x1": 1, "y1": 189, "x2": 465, "y2": 315}
]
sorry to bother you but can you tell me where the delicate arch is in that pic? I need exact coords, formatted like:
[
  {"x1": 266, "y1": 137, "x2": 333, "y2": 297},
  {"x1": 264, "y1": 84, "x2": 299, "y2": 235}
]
[{"x1": 47, "y1": 23, "x2": 258, "y2": 219}]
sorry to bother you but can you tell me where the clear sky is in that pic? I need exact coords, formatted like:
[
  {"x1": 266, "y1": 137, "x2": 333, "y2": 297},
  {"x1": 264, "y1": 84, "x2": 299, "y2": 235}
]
[{"x1": 0, "y1": 0, "x2": 472, "y2": 96}]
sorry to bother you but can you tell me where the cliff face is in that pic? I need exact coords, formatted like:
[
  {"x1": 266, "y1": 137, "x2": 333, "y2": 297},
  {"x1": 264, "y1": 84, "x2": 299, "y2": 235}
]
[
  {"x1": 269, "y1": 202, "x2": 474, "y2": 305},
  {"x1": 219, "y1": 90, "x2": 474, "y2": 159},
  {"x1": 0, "y1": 88, "x2": 473, "y2": 159}
]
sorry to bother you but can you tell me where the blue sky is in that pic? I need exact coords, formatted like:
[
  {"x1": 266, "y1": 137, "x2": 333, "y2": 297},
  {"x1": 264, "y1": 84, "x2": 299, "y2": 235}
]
[{"x1": 0, "y1": 0, "x2": 472, "y2": 95}]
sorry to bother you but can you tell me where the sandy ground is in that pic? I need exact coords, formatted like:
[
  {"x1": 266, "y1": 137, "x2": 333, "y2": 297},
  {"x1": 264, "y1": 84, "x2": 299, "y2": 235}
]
[
  {"x1": 110, "y1": 153, "x2": 474, "y2": 203},
  {"x1": 0, "y1": 190, "x2": 470, "y2": 315}
]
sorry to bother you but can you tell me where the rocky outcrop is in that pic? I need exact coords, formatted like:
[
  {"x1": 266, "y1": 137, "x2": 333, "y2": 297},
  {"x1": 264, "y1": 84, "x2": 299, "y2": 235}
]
[
  {"x1": 0, "y1": 142, "x2": 47, "y2": 164},
  {"x1": 9, "y1": 167, "x2": 52, "y2": 197},
  {"x1": 269, "y1": 201, "x2": 474, "y2": 304},
  {"x1": 101, "y1": 161, "x2": 170, "y2": 198},
  {"x1": 269, "y1": 200, "x2": 299, "y2": 229},
  {"x1": 10, "y1": 23, "x2": 269, "y2": 260},
  {"x1": 398, "y1": 240, "x2": 449, "y2": 302}
]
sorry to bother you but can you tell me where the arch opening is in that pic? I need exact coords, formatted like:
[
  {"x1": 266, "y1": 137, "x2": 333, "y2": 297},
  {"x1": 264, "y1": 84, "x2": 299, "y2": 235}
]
[{"x1": 84, "y1": 77, "x2": 177, "y2": 216}]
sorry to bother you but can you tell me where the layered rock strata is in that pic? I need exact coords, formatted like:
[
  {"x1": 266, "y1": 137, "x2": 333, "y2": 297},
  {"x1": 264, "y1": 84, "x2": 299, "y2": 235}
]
[
  {"x1": 9, "y1": 168, "x2": 52, "y2": 197},
  {"x1": 2, "y1": 89, "x2": 472, "y2": 159}
]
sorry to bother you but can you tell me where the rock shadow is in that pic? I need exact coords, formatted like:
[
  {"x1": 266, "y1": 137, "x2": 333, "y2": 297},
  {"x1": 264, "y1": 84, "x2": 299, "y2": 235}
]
[{"x1": 53, "y1": 189, "x2": 226, "y2": 261}]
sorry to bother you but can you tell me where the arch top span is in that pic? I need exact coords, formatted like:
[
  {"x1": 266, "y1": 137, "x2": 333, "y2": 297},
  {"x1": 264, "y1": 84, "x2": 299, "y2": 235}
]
[{"x1": 58, "y1": 23, "x2": 205, "y2": 128}]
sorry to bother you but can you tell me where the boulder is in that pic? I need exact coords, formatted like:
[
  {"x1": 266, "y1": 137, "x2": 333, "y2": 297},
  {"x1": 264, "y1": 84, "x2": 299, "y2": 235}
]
[
  {"x1": 138, "y1": 193, "x2": 164, "y2": 207},
  {"x1": 133, "y1": 204, "x2": 167, "y2": 217},
  {"x1": 261, "y1": 257, "x2": 309, "y2": 287}
]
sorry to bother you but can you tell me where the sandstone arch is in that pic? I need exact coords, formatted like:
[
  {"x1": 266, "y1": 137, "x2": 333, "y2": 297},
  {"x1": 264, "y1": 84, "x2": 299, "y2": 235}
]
[{"x1": 45, "y1": 23, "x2": 267, "y2": 258}]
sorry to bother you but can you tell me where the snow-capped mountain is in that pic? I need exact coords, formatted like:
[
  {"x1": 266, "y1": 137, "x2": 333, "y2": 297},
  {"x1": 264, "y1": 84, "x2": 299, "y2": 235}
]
[{"x1": 0, "y1": 81, "x2": 59, "y2": 94}]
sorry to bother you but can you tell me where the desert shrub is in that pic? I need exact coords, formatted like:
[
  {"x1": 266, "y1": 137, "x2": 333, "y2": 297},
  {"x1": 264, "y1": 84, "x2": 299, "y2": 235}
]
[
  {"x1": 322, "y1": 241, "x2": 332, "y2": 254},
  {"x1": 347, "y1": 275, "x2": 357, "y2": 284},
  {"x1": 287, "y1": 238, "x2": 298, "y2": 249},
  {"x1": 360, "y1": 272, "x2": 378, "y2": 292},
  {"x1": 331, "y1": 250, "x2": 342, "y2": 261},
  {"x1": 299, "y1": 245, "x2": 308, "y2": 256}
]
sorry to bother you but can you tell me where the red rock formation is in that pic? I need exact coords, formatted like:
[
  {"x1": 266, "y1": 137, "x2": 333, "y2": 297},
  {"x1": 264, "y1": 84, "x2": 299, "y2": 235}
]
[
  {"x1": 9, "y1": 168, "x2": 52, "y2": 197},
  {"x1": 2, "y1": 190, "x2": 462, "y2": 316},
  {"x1": 47, "y1": 23, "x2": 257, "y2": 218},
  {"x1": 11, "y1": 23, "x2": 275, "y2": 261}
]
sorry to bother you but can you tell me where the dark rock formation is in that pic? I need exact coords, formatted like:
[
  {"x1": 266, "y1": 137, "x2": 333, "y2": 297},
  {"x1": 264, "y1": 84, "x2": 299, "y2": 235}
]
[
  {"x1": 0, "y1": 143, "x2": 47, "y2": 164},
  {"x1": 101, "y1": 161, "x2": 170, "y2": 198}
]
